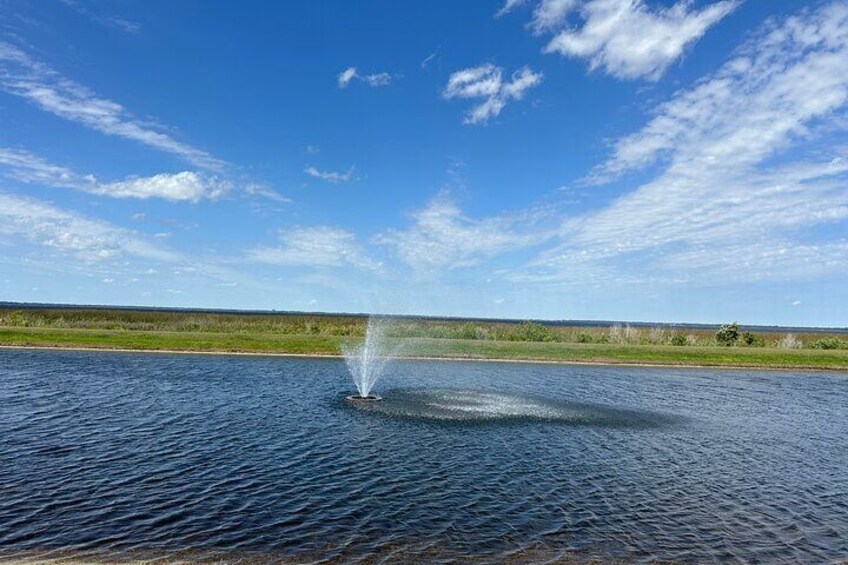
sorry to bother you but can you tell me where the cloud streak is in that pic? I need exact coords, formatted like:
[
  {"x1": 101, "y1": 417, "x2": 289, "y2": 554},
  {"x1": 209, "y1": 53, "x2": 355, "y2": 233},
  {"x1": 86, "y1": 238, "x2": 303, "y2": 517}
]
[
  {"x1": 250, "y1": 226, "x2": 379, "y2": 270},
  {"x1": 496, "y1": 0, "x2": 527, "y2": 18},
  {"x1": 0, "y1": 147, "x2": 229, "y2": 201},
  {"x1": 0, "y1": 192, "x2": 178, "y2": 263},
  {"x1": 304, "y1": 165, "x2": 356, "y2": 183},
  {"x1": 0, "y1": 42, "x2": 223, "y2": 170}
]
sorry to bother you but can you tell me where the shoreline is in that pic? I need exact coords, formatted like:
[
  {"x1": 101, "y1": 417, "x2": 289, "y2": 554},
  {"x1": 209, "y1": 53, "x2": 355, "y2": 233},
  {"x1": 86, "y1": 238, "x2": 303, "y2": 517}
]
[{"x1": 2, "y1": 344, "x2": 846, "y2": 373}]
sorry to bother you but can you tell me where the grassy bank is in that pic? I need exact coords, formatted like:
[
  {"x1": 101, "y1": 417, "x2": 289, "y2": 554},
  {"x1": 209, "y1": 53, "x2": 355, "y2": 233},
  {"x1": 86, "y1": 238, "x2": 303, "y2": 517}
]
[{"x1": 3, "y1": 326, "x2": 848, "y2": 370}]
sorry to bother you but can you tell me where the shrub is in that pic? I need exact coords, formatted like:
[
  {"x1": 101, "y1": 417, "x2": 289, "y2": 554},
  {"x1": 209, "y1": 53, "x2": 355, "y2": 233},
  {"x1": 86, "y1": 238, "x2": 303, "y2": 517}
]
[
  {"x1": 458, "y1": 323, "x2": 481, "y2": 340},
  {"x1": 741, "y1": 332, "x2": 764, "y2": 347},
  {"x1": 515, "y1": 321, "x2": 553, "y2": 342},
  {"x1": 670, "y1": 334, "x2": 688, "y2": 346},
  {"x1": 574, "y1": 332, "x2": 593, "y2": 343},
  {"x1": 715, "y1": 322, "x2": 740, "y2": 346},
  {"x1": 810, "y1": 337, "x2": 846, "y2": 350},
  {"x1": 4, "y1": 310, "x2": 27, "y2": 327}
]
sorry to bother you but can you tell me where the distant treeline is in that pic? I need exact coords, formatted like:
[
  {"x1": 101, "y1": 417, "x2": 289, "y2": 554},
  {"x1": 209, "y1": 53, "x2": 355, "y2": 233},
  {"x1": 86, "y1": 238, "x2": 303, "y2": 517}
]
[
  {"x1": 1, "y1": 308, "x2": 845, "y2": 350},
  {"x1": 2, "y1": 302, "x2": 845, "y2": 334}
]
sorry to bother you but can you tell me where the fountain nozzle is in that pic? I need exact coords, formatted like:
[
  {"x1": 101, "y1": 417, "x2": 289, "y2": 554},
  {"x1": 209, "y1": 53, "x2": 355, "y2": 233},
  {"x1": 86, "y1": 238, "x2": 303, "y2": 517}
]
[{"x1": 346, "y1": 394, "x2": 382, "y2": 402}]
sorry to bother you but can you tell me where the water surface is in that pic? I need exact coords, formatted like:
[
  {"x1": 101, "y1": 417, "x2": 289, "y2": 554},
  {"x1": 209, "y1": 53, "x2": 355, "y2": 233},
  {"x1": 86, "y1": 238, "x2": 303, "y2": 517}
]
[{"x1": 1, "y1": 350, "x2": 846, "y2": 563}]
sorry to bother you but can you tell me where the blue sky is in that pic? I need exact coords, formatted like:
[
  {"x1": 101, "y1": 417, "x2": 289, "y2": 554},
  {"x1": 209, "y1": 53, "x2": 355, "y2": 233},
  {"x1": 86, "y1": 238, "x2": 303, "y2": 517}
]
[{"x1": 0, "y1": 0, "x2": 846, "y2": 326}]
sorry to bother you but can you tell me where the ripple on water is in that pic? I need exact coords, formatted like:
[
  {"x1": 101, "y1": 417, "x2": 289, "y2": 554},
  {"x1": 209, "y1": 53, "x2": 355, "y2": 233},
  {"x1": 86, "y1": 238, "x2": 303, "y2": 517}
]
[
  {"x1": 3, "y1": 351, "x2": 848, "y2": 564},
  {"x1": 346, "y1": 388, "x2": 678, "y2": 427}
]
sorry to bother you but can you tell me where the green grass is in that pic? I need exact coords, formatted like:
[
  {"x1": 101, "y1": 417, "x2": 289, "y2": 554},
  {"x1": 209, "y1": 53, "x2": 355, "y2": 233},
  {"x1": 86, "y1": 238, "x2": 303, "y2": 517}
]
[
  {"x1": 406, "y1": 338, "x2": 848, "y2": 369},
  {"x1": 2, "y1": 326, "x2": 847, "y2": 370},
  {"x1": 0, "y1": 327, "x2": 342, "y2": 355}
]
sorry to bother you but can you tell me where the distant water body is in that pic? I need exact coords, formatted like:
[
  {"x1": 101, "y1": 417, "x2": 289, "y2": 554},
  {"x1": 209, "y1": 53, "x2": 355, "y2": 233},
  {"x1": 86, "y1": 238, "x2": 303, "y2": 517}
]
[{"x1": 1, "y1": 350, "x2": 846, "y2": 563}]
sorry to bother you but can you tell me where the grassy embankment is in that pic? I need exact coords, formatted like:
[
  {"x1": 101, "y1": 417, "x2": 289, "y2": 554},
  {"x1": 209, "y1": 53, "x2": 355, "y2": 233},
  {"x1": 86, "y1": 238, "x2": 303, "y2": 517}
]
[{"x1": 1, "y1": 308, "x2": 847, "y2": 370}]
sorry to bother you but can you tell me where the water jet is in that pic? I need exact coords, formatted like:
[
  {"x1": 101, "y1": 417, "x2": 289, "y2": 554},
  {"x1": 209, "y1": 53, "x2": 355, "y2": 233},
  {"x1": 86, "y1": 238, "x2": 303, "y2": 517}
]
[{"x1": 342, "y1": 317, "x2": 400, "y2": 398}]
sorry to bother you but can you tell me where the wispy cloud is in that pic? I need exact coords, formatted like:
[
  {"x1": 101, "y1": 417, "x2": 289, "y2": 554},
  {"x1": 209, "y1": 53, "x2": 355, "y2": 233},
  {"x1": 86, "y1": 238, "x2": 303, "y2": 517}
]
[
  {"x1": 59, "y1": 0, "x2": 142, "y2": 33},
  {"x1": 496, "y1": 0, "x2": 527, "y2": 18},
  {"x1": 525, "y1": 1, "x2": 848, "y2": 284},
  {"x1": 304, "y1": 165, "x2": 356, "y2": 183},
  {"x1": 375, "y1": 193, "x2": 553, "y2": 272},
  {"x1": 547, "y1": 0, "x2": 738, "y2": 79},
  {"x1": 529, "y1": 0, "x2": 579, "y2": 33},
  {"x1": 249, "y1": 226, "x2": 380, "y2": 270},
  {"x1": 420, "y1": 48, "x2": 440, "y2": 69},
  {"x1": 0, "y1": 147, "x2": 229, "y2": 201},
  {"x1": 244, "y1": 182, "x2": 292, "y2": 203},
  {"x1": 0, "y1": 192, "x2": 178, "y2": 262},
  {"x1": 0, "y1": 190, "x2": 279, "y2": 295},
  {"x1": 443, "y1": 64, "x2": 543, "y2": 124},
  {"x1": 337, "y1": 66, "x2": 396, "y2": 88},
  {"x1": 507, "y1": 0, "x2": 738, "y2": 80},
  {"x1": 0, "y1": 147, "x2": 81, "y2": 186},
  {"x1": 0, "y1": 42, "x2": 223, "y2": 170}
]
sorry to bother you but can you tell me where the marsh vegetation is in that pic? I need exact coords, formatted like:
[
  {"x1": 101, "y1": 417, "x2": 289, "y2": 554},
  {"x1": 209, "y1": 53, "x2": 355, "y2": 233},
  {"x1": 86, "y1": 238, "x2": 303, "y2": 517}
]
[{"x1": 1, "y1": 308, "x2": 846, "y2": 370}]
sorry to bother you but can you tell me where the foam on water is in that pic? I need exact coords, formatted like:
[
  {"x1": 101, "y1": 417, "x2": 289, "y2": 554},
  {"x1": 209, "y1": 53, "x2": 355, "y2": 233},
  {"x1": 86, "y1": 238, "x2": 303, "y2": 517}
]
[{"x1": 347, "y1": 388, "x2": 676, "y2": 426}]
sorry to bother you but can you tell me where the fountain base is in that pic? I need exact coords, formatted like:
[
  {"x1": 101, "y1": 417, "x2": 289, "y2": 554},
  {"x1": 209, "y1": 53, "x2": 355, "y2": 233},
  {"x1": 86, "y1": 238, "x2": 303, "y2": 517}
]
[{"x1": 346, "y1": 394, "x2": 382, "y2": 402}]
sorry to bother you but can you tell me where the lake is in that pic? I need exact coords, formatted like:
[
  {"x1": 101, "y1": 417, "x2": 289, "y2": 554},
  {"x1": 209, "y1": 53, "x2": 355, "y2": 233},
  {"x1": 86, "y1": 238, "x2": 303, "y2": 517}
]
[{"x1": 1, "y1": 349, "x2": 846, "y2": 563}]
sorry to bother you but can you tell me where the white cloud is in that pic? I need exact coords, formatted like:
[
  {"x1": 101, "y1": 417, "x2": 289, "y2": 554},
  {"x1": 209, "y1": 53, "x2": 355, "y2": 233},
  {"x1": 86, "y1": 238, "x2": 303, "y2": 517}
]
[
  {"x1": 375, "y1": 194, "x2": 553, "y2": 272},
  {"x1": 0, "y1": 192, "x2": 275, "y2": 294},
  {"x1": 496, "y1": 0, "x2": 527, "y2": 18},
  {"x1": 525, "y1": 1, "x2": 848, "y2": 284},
  {"x1": 0, "y1": 42, "x2": 223, "y2": 170},
  {"x1": 513, "y1": 0, "x2": 738, "y2": 80},
  {"x1": 95, "y1": 172, "x2": 229, "y2": 201},
  {"x1": 444, "y1": 64, "x2": 503, "y2": 98},
  {"x1": 337, "y1": 66, "x2": 395, "y2": 88},
  {"x1": 338, "y1": 67, "x2": 357, "y2": 88},
  {"x1": 0, "y1": 192, "x2": 178, "y2": 262},
  {"x1": 0, "y1": 147, "x2": 80, "y2": 185},
  {"x1": 304, "y1": 165, "x2": 356, "y2": 183},
  {"x1": 0, "y1": 148, "x2": 229, "y2": 201},
  {"x1": 249, "y1": 226, "x2": 379, "y2": 270},
  {"x1": 591, "y1": 3, "x2": 848, "y2": 180},
  {"x1": 530, "y1": 0, "x2": 578, "y2": 33},
  {"x1": 443, "y1": 64, "x2": 543, "y2": 124},
  {"x1": 244, "y1": 182, "x2": 292, "y2": 203},
  {"x1": 362, "y1": 72, "x2": 392, "y2": 87}
]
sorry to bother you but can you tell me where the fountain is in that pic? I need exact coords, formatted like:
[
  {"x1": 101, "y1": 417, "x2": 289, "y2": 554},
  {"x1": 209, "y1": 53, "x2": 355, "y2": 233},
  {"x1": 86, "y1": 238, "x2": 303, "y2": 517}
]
[{"x1": 342, "y1": 317, "x2": 399, "y2": 401}]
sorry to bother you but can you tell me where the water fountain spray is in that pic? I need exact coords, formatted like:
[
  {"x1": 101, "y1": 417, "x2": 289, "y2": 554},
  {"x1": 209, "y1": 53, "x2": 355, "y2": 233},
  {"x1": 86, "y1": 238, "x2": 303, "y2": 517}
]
[{"x1": 342, "y1": 317, "x2": 399, "y2": 401}]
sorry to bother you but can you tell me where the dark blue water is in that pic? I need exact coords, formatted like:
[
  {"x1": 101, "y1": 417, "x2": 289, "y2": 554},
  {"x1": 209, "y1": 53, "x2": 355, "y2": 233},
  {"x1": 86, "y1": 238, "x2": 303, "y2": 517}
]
[{"x1": 1, "y1": 350, "x2": 847, "y2": 564}]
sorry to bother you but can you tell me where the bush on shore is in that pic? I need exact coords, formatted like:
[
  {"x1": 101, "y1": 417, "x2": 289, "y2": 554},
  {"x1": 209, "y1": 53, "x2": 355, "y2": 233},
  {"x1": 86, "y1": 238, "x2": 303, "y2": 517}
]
[{"x1": 1, "y1": 309, "x2": 845, "y2": 350}]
